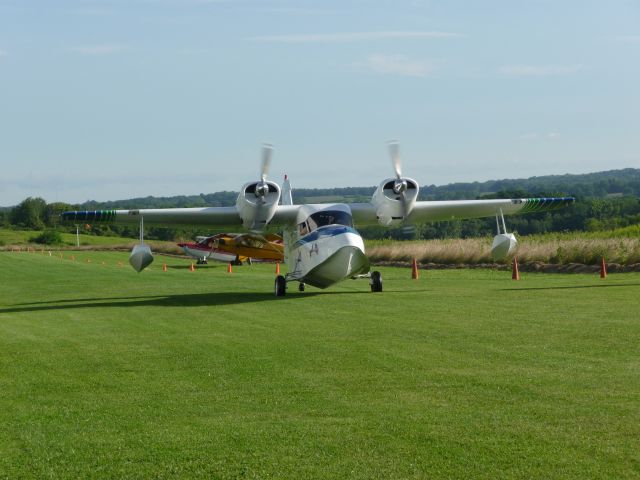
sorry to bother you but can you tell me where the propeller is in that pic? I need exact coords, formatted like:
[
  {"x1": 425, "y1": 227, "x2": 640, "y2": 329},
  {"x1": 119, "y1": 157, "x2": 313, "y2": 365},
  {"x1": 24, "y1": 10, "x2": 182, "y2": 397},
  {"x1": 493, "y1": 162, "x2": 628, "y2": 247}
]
[
  {"x1": 388, "y1": 140, "x2": 414, "y2": 234},
  {"x1": 261, "y1": 143, "x2": 273, "y2": 182},
  {"x1": 389, "y1": 140, "x2": 408, "y2": 195},
  {"x1": 255, "y1": 143, "x2": 273, "y2": 200}
]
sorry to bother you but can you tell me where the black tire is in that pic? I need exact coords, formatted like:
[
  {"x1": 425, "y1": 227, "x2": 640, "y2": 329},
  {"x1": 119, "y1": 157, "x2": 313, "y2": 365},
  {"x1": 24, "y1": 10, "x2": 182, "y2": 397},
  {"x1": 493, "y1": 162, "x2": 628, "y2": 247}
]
[
  {"x1": 298, "y1": 283, "x2": 305, "y2": 292},
  {"x1": 275, "y1": 275, "x2": 287, "y2": 297},
  {"x1": 370, "y1": 271, "x2": 383, "y2": 292}
]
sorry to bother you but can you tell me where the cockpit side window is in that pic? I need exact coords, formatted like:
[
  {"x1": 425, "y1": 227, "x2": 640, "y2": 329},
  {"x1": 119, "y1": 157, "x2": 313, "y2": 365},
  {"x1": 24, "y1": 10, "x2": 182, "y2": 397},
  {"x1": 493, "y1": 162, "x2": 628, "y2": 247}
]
[{"x1": 298, "y1": 221, "x2": 310, "y2": 236}]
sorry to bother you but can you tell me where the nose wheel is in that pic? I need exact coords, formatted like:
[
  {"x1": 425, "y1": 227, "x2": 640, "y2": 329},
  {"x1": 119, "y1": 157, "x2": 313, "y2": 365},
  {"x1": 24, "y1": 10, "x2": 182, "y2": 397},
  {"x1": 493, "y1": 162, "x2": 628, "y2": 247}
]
[
  {"x1": 370, "y1": 271, "x2": 383, "y2": 292},
  {"x1": 298, "y1": 283, "x2": 305, "y2": 292}
]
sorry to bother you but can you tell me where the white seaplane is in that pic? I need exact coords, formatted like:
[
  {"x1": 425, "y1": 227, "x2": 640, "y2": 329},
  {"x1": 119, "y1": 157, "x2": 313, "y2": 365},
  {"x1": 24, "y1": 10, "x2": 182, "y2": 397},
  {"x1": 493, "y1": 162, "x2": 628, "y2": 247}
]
[{"x1": 62, "y1": 143, "x2": 574, "y2": 296}]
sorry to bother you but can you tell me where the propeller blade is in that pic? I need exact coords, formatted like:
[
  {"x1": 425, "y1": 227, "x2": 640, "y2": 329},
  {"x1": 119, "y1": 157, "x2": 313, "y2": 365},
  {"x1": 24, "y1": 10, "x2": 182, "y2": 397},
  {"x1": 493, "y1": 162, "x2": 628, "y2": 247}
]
[
  {"x1": 261, "y1": 143, "x2": 273, "y2": 182},
  {"x1": 388, "y1": 140, "x2": 401, "y2": 179},
  {"x1": 388, "y1": 140, "x2": 411, "y2": 224}
]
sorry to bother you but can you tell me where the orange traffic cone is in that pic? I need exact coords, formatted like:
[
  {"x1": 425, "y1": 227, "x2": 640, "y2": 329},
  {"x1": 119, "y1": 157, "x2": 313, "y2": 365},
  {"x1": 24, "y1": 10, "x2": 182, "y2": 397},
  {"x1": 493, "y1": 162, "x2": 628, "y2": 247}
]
[
  {"x1": 162, "y1": 263, "x2": 167, "y2": 272},
  {"x1": 600, "y1": 257, "x2": 607, "y2": 278},
  {"x1": 189, "y1": 263, "x2": 195, "y2": 272},
  {"x1": 411, "y1": 257, "x2": 419, "y2": 280},
  {"x1": 512, "y1": 257, "x2": 520, "y2": 280},
  {"x1": 275, "y1": 262, "x2": 280, "y2": 275},
  {"x1": 227, "y1": 262, "x2": 232, "y2": 273}
]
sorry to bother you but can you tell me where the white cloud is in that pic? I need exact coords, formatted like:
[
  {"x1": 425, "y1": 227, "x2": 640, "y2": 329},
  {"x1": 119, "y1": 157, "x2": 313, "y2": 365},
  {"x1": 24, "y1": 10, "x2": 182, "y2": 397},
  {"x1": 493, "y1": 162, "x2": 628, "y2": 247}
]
[
  {"x1": 519, "y1": 132, "x2": 561, "y2": 140},
  {"x1": 613, "y1": 35, "x2": 640, "y2": 43},
  {"x1": 70, "y1": 44, "x2": 125, "y2": 56},
  {"x1": 357, "y1": 54, "x2": 434, "y2": 78},
  {"x1": 247, "y1": 31, "x2": 462, "y2": 43},
  {"x1": 73, "y1": 7, "x2": 114, "y2": 16},
  {"x1": 499, "y1": 65, "x2": 581, "y2": 77}
]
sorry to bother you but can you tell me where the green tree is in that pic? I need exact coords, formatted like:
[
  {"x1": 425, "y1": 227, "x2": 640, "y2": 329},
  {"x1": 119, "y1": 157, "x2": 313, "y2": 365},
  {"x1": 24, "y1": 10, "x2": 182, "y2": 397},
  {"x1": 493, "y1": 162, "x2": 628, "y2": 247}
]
[{"x1": 10, "y1": 197, "x2": 47, "y2": 229}]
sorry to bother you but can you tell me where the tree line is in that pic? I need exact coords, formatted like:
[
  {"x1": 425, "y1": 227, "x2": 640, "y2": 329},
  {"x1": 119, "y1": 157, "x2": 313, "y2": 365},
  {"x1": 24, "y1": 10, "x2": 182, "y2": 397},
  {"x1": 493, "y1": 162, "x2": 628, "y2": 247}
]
[{"x1": 1, "y1": 168, "x2": 639, "y2": 241}]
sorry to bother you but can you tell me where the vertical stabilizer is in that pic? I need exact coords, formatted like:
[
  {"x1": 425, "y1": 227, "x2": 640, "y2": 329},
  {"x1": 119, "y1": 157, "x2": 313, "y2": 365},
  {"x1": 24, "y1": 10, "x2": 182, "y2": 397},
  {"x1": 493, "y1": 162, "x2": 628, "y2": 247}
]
[
  {"x1": 281, "y1": 174, "x2": 296, "y2": 266},
  {"x1": 282, "y1": 174, "x2": 293, "y2": 206}
]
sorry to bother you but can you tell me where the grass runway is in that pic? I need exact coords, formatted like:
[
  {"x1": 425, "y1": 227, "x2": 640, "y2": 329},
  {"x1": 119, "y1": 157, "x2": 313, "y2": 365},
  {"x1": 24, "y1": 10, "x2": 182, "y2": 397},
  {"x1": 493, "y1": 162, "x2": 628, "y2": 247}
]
[{"x1": 0, "y1": 251, "x2": 639, "y2": 479}]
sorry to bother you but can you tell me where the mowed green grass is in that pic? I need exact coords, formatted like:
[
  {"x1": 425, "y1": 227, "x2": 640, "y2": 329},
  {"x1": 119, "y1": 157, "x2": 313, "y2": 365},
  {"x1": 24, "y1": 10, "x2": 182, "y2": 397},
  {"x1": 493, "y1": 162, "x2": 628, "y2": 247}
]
[
  {"x1": 0, "y1": 229, "x2": 177, "y2": 251},
  {"x1": 0, "y1": 252, "x2": 639, "y2": 479},
  {"x1": 0, "y1": 229, "x2": 131, "y2": 247}
]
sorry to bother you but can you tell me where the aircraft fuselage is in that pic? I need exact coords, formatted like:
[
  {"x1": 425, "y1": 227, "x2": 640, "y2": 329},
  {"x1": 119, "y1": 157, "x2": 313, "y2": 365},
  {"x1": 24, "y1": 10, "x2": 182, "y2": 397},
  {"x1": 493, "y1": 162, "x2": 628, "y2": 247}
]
[{"x1": 284, "y1": 204, "x2": 370, "y2": 289}]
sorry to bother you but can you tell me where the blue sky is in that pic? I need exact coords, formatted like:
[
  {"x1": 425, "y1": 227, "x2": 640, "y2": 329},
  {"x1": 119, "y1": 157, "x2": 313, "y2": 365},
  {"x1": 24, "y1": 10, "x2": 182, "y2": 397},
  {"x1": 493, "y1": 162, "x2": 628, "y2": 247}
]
[{"x1": 0, "y1": 0, "x2": 638, "y2": 205}]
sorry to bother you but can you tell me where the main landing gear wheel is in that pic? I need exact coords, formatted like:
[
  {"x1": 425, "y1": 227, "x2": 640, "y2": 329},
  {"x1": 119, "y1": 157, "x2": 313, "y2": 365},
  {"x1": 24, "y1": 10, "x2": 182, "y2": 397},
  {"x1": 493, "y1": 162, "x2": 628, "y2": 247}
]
[
  {"x1": 275, "y1": 275, "x2": 287, "y2": 297},
  {"x1": 370, "y1": 271, "x2": 383, "y2": 292},
  {"x1": 298, "y1": 283, "x2": 305, "y2": 292}
]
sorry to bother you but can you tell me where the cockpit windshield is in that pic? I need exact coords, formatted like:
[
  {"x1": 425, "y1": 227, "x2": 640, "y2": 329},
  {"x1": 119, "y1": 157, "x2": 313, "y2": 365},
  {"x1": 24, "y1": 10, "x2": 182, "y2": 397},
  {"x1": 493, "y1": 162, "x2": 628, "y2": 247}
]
[{"x1": 307, "y1": 210, "x2": 353, "y2": 230}]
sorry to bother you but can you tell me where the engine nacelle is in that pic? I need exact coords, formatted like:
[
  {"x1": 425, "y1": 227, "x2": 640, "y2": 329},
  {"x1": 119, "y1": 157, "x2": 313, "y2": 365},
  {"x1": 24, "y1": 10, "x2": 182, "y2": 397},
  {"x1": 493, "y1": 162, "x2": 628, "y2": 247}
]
[
  {"x1": 129, "y1": 243, "x2": 154, "y2": 272},
  {"x1": 491, "y1": 233, "x2": 518, "y2": 260},
  {"x1": 236, "y1": 181, "x2": 281, "y2": 230},
  {"x1": 371, "y1": 177, "x2": 419, "y2": 226}
]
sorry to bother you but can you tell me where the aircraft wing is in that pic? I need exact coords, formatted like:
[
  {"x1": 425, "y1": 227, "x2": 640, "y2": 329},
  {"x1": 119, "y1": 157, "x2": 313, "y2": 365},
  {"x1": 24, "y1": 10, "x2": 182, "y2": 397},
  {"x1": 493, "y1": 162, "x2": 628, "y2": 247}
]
[
  {"x1": 349, "y1": 197, "x2": 575, "y2": 225},
  {"x1": 61, "y1": 205, "x2": 301, "y2": 228},
  {"x1": 62, "y1": 198, "x2": 572, "y2": 228}
]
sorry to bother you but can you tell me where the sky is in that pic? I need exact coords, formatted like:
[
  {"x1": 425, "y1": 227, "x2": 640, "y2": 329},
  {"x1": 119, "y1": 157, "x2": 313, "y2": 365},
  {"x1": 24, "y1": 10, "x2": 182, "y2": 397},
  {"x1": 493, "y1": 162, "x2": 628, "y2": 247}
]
[{"x1": 0, "y1": 0, "x2": 638, "y2": 206}]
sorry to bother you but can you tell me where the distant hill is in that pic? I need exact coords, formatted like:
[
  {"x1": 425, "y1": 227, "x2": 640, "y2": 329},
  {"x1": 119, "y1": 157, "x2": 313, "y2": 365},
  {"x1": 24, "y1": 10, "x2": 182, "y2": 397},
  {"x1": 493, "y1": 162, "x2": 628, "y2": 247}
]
[
  {"x1": 76, "y1": 168, "x2": 640, "y2": 209},
  {"x1": 421, "y1": 168, "x2": 640, "y2": 200}
]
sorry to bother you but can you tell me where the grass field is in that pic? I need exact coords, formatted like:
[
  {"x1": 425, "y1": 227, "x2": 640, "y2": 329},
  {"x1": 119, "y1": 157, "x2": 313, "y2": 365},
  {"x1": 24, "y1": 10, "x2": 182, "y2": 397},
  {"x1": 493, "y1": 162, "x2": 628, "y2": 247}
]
[
  {"x1": 1, "y1": 251, "x2": 639, "y2": 478},
  {"x1": 3, "y1": 226, "x2": 639, "y2": 264},
  {"x1": 0, "y1": 229, "x2": 181, "y2": 254},
  {"x1": 367, "y1": 227, "x2": 640, "y2": 265}
]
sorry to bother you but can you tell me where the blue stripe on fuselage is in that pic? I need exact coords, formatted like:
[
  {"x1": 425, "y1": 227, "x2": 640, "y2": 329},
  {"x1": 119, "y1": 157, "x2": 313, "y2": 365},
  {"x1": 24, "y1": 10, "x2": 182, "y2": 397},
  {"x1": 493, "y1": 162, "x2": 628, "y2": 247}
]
[{"x1": 293, "y1": 225, "x2": 359, "y2": 249}]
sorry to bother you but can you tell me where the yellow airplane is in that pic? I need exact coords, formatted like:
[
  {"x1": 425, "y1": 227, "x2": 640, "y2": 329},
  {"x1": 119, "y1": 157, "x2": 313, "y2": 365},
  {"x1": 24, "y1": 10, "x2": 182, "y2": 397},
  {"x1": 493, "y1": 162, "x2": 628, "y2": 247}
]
[{"x1": 178, "y1": 233, "x2": 283, "y2": 265}]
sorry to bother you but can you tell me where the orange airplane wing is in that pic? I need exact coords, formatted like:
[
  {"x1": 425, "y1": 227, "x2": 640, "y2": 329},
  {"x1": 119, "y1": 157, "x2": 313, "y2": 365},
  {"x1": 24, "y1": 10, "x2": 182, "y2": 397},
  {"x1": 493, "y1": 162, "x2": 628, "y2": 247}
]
[{"x1": 207, "y1": 233, "x2": 284, "y2": 261}]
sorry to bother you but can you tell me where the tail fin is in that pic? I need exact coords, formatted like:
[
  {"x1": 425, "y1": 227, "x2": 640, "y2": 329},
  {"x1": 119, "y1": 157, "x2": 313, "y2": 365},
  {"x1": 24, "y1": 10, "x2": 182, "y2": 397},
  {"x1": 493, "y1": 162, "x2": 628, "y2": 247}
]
[
  {"x1": 282, "y1": 174, "x2": 293, "y2": 205},
  {"x1": 281, "y1": 174, "x2": 295, "y2": 267}
]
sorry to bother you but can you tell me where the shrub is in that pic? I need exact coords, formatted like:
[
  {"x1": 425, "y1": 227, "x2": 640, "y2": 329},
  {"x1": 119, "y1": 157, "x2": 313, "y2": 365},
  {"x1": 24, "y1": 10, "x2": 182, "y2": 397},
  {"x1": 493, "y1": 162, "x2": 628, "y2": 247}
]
[{"x1": 32, "y1": 230, "x2": 63, "y2": 245}]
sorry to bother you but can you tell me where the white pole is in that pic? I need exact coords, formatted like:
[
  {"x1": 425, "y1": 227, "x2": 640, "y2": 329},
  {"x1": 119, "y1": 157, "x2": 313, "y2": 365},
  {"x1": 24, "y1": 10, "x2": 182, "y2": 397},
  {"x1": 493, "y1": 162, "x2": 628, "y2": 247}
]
[{"x1": 76, "y1": 225, "x2": 80, "y2": 247}]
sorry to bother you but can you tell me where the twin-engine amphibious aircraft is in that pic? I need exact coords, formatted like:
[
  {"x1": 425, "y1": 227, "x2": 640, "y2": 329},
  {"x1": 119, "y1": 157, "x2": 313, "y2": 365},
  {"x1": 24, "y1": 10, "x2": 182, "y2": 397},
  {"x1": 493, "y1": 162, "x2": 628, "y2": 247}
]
[{"x1": 62, "y1": 143, "x2": 574, "y2": 296}]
